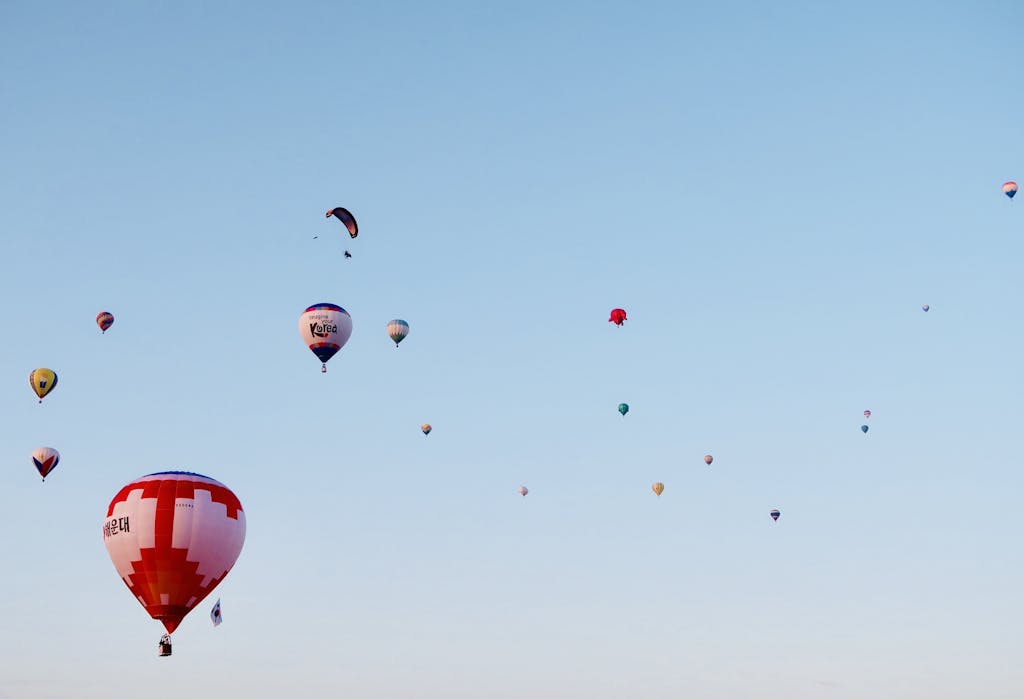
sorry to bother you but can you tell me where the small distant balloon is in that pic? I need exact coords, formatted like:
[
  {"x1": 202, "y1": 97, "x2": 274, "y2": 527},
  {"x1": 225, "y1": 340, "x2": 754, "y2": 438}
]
[
  {"x1": 922, "y1": 304, "x2": 930, "y2": 312},
  {"x1": 326, "y1": 207, "x2": 358, "y2": 238},
  {"x1": 29, "y1": 368, "x2": 58, "y2": 403},
  {"x1": 387, "y1": 319, "x2": 410, "y2": 347},
  {"x1": 861, "y1": 425, "x2": 869, "y2": 433},
  {"x1": 96, "y1": 312, "x2": 114, "y2": 334},
  {"x1": 704, "y1": 454, "x2": 713, "y2": 466},
  {"x1": 1003, "y1": 181, "x2": 1017, "y2": 199},
  {"x1": 421, "y1": 424, "x2": 432, "y2": 435},
  {"x1": 652, "y1": 482, "x2": 664, "y2": 497},
  {"x1": 770, "y1": 509, "x2": 780, "y2": 522},
  {"x1": 863, "y1": 409, "x2": 871, "y2": 419},
  {"x1": 608, "y1": 308, "x2": 627, "y2": 326},
  {"x1": 518, "y1": 486, "x2": 528, "y2": 497},
  {"x1": 618, "y1": 403, "x2": 629, "y2": 416},
  {"x1": 31, "y1": 447, "x2": 60, "y2": 481}
]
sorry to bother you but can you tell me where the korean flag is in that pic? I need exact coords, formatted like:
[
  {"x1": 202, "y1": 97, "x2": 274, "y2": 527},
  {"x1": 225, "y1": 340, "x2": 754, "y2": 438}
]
[{"x1": 211, "y1": 599, "x2": 223, "y2": 627}]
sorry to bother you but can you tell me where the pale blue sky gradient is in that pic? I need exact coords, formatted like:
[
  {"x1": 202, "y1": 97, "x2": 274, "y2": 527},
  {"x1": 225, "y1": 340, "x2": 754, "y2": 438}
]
[{"x1": 1, "y1": 2, "x2": 1022, "y2": 697}]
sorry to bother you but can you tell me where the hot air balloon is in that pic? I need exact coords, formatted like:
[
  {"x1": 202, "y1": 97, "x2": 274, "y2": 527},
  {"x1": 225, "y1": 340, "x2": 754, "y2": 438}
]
[
  {"x1": 518, "y1": 486, "x2": 528, "y2": 497},
  {"x1": 29, "y1": 368, "x2": 58, "y2": 403},
  {"x1": 299, "y1": 303, "x2": 353, "y2": 373},
  {"x1": 922, "y1": 304, "x2": 930, "y2": 312},
  {"x1": 864, "y1": 409, "x2": 871, "y2": 419},
  {"x1": 421, "y1": 424, "x2": 432, "y2": 435},
  {"x1": 96, "y1": 312, "x2": 114, "y2": 334},
  {"x1": 103, "y1": 471, "x2": 245, "y2": 656},
  {"x1": 618, "y1": 403, "x2": 629, "y2": 416},
  {"x1": 652, "y1": 482, "x2": 664, "y2": 497},
  {"x1": 608, "y1": 308, "x2": 627, "y2": 326},
  {"x1": 1003, "y1": 181, "x2": 1017, "y2": 199},
  {"x1": 326, "y1": 207, "x2": 358, "y2": 238},
  {"x1": 704, "y1": 454, "x2": 713, "y2": 466},
  {"x1": 861, "y1": 425, "x2": 869, "y2": 433},
  {"x1": 387, "y1": 319, "x2": 410, "y2": 347},
  {"x1": 211, "y1": 599, "x2": 222, "y2": 627},
  {"x1": 31, "y1": 447, "x2": 60, "y2": 481},
  {"x1": 770, "y1": 509, "x2": 780, "y2": 521}
]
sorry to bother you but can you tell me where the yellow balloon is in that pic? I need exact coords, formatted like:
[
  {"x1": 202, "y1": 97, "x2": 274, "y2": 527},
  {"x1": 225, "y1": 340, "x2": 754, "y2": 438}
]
[
  {"x1": 652, "y1": 482, "x2": 664, "y2": 497},
  {"x1": 29, "y1": 368, "x2": 58, "y2": 403}
]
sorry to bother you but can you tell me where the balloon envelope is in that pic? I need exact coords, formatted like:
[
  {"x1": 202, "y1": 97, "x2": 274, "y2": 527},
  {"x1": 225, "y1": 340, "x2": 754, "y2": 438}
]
[
  {"x1": 618, "y1": 403, "x2": 629, "y2": 416},
  {"x1": 103, "y1": 471, "x2": 245, "y2": 635},
  {"x1": 421, "y1": 424, "x2": 432, "y2": 435},
  {"x1": 1003, "y1": 181, "x2": 1017, "y2": 199},
  {"x1": 96, "y1": 312, "x2": 114, "y2": 333},
  {"x1": 864, "y1": 409, "x2": 871, "y2": 419},
  {"x1": 299, "y1": 303, "x2": 353, "y2": 370},
  {"x1": 861, "y1": 424, "x2": 869, "y2": 433},
  {"x1": 31, "y1": 447, "x2": 60, "y2": 480},
  {"x1": 518, "y1": 486, "x2": 528, "y2": 497},
  {"x1": 922, "y1": 304, "x2": 930, "y2": 312},
  {"x1": 704, "y1": 455, "x2": 713, "y2": 465},
  {"x1": 326, "y1": 207, "x2": 358, "y2": 238},
  {"x1": 387, "y1": 319, "x2": 410, "y2": 346},
  {"x1": 652, "y1": 482, "x2": 664, "y2": 496},
  {"x1": 770, "y1": 509, "x2": 780, "y2": 521},
  {"x1": 29, "y1": 368, "x2": 58, "y2": 402},
  {"x1": 608, "y1": 308, "x2": 627, "y2": 325}
]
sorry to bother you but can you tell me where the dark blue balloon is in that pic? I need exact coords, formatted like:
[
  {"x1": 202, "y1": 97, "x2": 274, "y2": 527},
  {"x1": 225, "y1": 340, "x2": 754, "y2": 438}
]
[{"x1": 861, "y1": 425, "x2": 869, "y2": 433}]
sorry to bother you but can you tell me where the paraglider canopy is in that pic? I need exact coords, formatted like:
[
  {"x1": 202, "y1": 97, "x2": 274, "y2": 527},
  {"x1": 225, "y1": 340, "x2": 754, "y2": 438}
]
[
  {"x1": 608, "y1": 308, "x2": 627, "y2": 326},
  {"x1": 326, "y1": 207, "x2": 358, "y2": 238},
  {"x1": 618, "y1": 403, "x2": 629, "y2": 416}
]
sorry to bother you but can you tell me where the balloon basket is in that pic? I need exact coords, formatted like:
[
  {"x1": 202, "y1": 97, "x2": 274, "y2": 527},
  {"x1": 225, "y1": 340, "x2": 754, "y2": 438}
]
[
  {"x1": 158, "y1": 635, "x2": 172, "y2": 657},
  {"x1": 321, "y1": 364, "x2": 327, "y2": 373}
]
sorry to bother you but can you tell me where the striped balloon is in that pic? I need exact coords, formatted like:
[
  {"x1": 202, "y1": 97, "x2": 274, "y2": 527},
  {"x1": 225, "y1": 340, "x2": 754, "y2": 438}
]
[
  {"x1": 387, "y1": 319, "x2": 410, "y2": 346},
  {"x1": 103, "y1": 472, "x2": 245, "y2": 637},
  {"x1": 96, "y1": 311, "x2": 114, "y2": 333},
  {"x1": 1003, "y1": 181, "x2": 1017, "y2": 199}
]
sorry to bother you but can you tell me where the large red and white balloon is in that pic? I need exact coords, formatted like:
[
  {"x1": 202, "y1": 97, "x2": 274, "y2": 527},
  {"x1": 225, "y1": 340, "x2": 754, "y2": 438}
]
[{"x1": 102, "y1": 471, "x2": 246, "y2": 637}]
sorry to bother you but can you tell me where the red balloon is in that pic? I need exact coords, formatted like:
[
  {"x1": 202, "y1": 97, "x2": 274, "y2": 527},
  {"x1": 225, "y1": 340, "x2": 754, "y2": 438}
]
[
  {"x1": 608, "y1": 308, "x2": 627, "y2": 325},
  {"x1": 103, "y1": 472, "x2": 246, "y2": 636}
]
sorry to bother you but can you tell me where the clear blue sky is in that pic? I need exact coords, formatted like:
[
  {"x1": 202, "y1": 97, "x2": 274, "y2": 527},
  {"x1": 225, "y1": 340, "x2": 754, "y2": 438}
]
[{"x1": 1, "y1": 1, "x2": 1021, "y2": 697}]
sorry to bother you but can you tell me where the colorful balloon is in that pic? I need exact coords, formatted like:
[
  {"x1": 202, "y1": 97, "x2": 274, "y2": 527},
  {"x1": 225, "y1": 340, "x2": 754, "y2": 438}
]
[
  {"x1": 608, "y1": 308, "x2": 627, "y2": 326},
  {"x1": 387, "y1": 319, "x2": 410, "y2": 347},
  {"x1": 770, "y1": 508, "x2": 780, "y2": 521},
  {"x1": 31, "y1": 447, "x2": 60, "y2": 481},
  {"x1": 922, "y1": 304, "x2": 930, "y2": 312},
  {"x1": 518, "y1": 486, "x2": 528, "y2": 497},
  {"x1": 861, "y1": 424, "x2": 869, "y2": 433},
  {"x1": 29, "y1": 368, "x2": 58, "y2": 403},
  {"x1": 618, "y1": 403, "x2": 629, "y2": 416},
  {"x1": 421, "y1": 423, "x2": 432, "y2": 435},
  {"x1": 103, "y1": 471, "x2": 245, "y2": 654},
  {"x1": 652, "y1": 482, "x2": 664, "y2": 497},
  {"x1": 704, "y1": 454, "x2": 713, "y2": 465},
  {"x1": 1003, "y1": 181, "x2": 1017, "y2": 199},
  {"x1": 96, "y1": 311, "x2": 114, "y2": 333},
  {"x1": 326, "y1": 207, "x2": 358, "y2": 238},
  {"x1": 299, "y1": 303, "x2": 353, "y2": 372},
  {"x1": 863, "y1": 409, "x2": 871, "y2": 419}
]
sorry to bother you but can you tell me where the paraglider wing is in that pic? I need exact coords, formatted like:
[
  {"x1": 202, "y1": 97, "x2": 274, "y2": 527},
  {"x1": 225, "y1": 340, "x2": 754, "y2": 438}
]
[
  {"x1": 326, "y1": 207, "x2": 358, "y2": 238},
  {"x1": 29, "y1": 368, "x2": 58, "y2": 403},
  {"x1": 31, "y1": 447, "x2": 60, "y2": 480},
  {"x1": 96, "y1": 312, "x2": 114, "y2": 333},
  {"x1": 387, "y1": 319, "x2": 410, "y2": 347},
  {"x1": 103, "y1": 472, "x2": 245, "y2": 636},
  {"x1": 1003, "y1": 181, "x2": 1017, "y2": 199},
  {"x1": 299, "y1": 303, "x2": 353, "y2": 372}
]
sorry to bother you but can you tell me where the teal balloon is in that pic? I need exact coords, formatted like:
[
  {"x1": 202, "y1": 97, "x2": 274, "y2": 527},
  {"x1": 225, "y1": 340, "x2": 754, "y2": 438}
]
[
  {"x1": 861, "y1": 425, "x2": 869, "y2": 433},
  {"x1": 618, "y1": 403, "x2": 629, "y2": 416}
]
